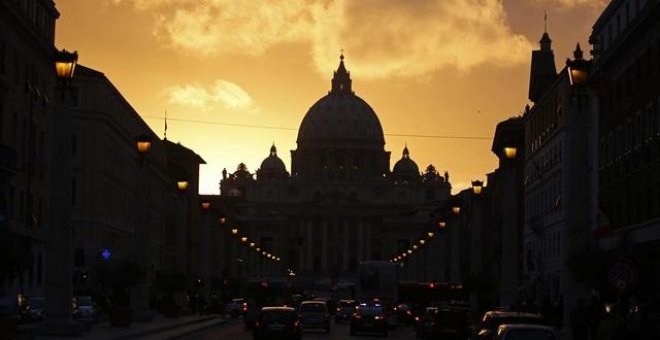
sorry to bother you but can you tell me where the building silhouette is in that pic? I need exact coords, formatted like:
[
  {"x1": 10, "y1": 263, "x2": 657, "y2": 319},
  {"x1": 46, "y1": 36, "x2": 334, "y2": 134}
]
[
  {"x1": 0, "y1": 0, "x2": 59, "y2": 304},
  {"x1": 218, "y1": 55, "x2": 452, "y2": 284}
]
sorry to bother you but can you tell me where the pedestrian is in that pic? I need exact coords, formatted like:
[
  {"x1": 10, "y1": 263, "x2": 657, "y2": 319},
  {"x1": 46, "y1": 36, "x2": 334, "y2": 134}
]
[{"x1": 570, "y1": 298, "x2": 589, "y2": 340}]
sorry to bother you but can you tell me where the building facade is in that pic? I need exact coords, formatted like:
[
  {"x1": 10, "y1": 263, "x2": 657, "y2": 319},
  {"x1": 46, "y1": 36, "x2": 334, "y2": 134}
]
[
  {"x1": 217, "y1": 56, "x2": 452, "y2": 284},
  {"x1": 0, "y1": 0, "x2": 59, "y2": 300},
  {"x1": 522, "y1": 31, "x2": 599, "y2": 323},
  {"x1": 66, "y1": 65, "x2": 174, "y2": 298},
  {"x1": 591, "y1": 0, "x2": 660, "y2": 300}
]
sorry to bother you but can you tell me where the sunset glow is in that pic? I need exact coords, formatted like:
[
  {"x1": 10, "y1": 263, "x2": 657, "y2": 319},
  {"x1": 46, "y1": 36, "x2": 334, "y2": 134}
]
[{"x1": 54, "y1": 0, "x2": 607, "y2": 194}]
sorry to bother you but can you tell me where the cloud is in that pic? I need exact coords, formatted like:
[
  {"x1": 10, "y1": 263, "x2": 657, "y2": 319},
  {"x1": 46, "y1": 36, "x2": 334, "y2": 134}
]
[
  {"x1": 311, "y1": 0, "x2": 533, "y2": 77},
  {"x1": 166, "y1": 80, "x2": 255, "y2": 112},
  {"x1": 111, "y1": 0, "x2": 533, "y2": 77},
  {"x1": 528, "y1": 0, "x2": 608, "y2": 8}
]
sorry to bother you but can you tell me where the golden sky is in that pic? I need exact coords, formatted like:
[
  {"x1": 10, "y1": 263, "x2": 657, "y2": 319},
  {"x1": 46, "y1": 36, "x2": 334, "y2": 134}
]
[{"x1": 54, "y1": 0, "x2": 607, "y2": 194}]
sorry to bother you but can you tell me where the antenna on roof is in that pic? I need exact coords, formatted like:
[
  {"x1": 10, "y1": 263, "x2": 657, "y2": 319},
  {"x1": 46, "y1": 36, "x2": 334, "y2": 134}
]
[{"x1": 164, "y1": 110, "x2": 168, "y2": 140}]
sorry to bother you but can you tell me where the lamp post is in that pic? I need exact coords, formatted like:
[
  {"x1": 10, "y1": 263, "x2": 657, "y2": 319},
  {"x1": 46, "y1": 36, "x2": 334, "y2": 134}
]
[
  {"x1": 449, "y1": 196, "x2": 462, "y2": 283},
  {"x1": 42, "y1": 49, "x2": 83, "y2": 335},
  {"x1": 199, "y1": 198, "x2": 212, "y2": 303},
  {"x1": 130, "y1": 134, "x2": 157, "y2": 321},
  {"x1": 469, "y1": 181, "x2": 485, "y2": 311}
]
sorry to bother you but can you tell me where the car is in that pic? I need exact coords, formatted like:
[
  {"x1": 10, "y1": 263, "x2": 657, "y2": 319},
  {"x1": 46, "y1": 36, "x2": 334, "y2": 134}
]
[
  {"x1": 493, "y1": 324, "x2": 559, "y2": 340},
  {"x1": 414, "y1": 307, "x2": 437, "y2": 338},
  {"x1": 382, "y1": 302, "x2": 398, "y2": 330},
  {"x1": 427, "y1": 307, "x2": 471, "y2": 340},
  {"x1": 298, "y1": 300, "x2": 331, "y2": 332},
  {"x1": 474, "y1": 311, "x2": 546, "y2": 340},
  {"x1": 72, "y1": 296, "x2": 97, "y2": 320},
  {"x1": 19, "y1": 297, "x2": 45, "y2": 322},
  {"x1": 350, "y1": 303, "x2": 388, "y2": 337},
  {"x1": 253, "y1": 307, "x2": 301, "y2": 340},
  {"x1": 396, "y1": 303, "x2": 414, "y2": 325},
  {"x1": 226, "y1": 298, "x2": 246, "y2": 318},
  {"x1": 335, "y1": 299, "x2": 357, "y2": 322}
]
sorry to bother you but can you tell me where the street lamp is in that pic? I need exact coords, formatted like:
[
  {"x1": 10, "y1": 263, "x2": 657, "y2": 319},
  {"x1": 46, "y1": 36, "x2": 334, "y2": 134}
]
[
  {"x1": 402, "y1": 253, "x2": 407, "y2": 258},
  {"x1": 437, "y1": 221, "x2": 446, "y2": 229},
  {"x1": 427, "y1": 231, "x2": 435, "y2": 238},
  {"x1": 413, "y1": 244, "x2": 418, "y2": 250},
  {"x1": 240, "y1": 236, "x2": 248, "y2": 243},
  {"x1": 231, "y1": 228, "x2": 238, "y2": 235},
  {"x1": 135, "y1": 135, "x2": 152, "y2": 155},
  {"x1": 256, "y1": 247, "x2": 261, "y2": 252},
  {"x1": 54, "y1": 49, "x2": 78, "y2": 80},
  {"x1": 504, "y1": 147, "x2": 517, "y2": 159},
  {"x1": 472, "y1": 180, "x2": 484, "y2": 195},
  {"x1": 567, "y1": 44, "x2": 590, "y2": 87},
  {"x1": 249, "y1": 242, "x2": 255, "y2": 248},
  {"x1": 177, "y1": 180, "x2": 189, "y2": 192},
  {"x1": 407, "y1": 249, "x2": 413, "y2": 254},
  {"x1": 420, "y1": 239, "x2": 426, "y2": 245},
  {"x1": 218, "y1": 216, "x2": 227, "y2": 225}
]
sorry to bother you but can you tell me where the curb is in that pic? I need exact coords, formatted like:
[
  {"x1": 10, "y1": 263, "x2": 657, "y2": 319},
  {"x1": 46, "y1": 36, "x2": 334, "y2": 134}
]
[
  {"x1": 161, "y1": 318, "x2": 229, "y2": 340},
  {"x1": 111, "y1": 315, "x2": 218, "y2": 340}
]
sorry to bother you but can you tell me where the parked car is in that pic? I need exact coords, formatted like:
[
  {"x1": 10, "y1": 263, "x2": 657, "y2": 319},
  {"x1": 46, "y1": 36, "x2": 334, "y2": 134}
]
[
  {"x1": 226, "y1": 298, "x2": 246, "y2": 318},
  {"x1": 335, "y1": 299, "x2": 356, "y2": 322},
  {"x1": 298, "y1": 300, "x2": 331, "y2": 332},
  {"x1": 474, "y1": 311, "x2": 545, "y2": 340},
  {"x1": 19, "y1": 297, "x2": 45, "y2": 322},
  {"x1": 414, "y1": 307, "x2": 437, "y2": 338},
  {"x1": 493, "y1": 324, "x2": 558, "y2": 340},
  {"x1": 253, "y1": 307, "x2": 301, "y2": 340},
  {"x1": 350, "y1": 303, "x2": 388, "y2": 337},
  {"x1": 427, "y1": 307, "x2": 471, "y2": 340},
  {"x1": 72, "y1": 296, "x2": 97, "y2": 320}
]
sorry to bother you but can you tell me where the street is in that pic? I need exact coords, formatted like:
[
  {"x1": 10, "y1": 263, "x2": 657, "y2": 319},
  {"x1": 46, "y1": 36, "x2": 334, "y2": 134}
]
[{"x1": 177, "y1": 318, "x2": 416, "y2": 340}]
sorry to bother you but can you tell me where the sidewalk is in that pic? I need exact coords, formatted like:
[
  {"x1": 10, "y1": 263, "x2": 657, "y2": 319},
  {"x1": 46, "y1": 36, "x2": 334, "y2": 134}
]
[{"x1": 33, "y1": 314, "x2": 227, "y2": 340}]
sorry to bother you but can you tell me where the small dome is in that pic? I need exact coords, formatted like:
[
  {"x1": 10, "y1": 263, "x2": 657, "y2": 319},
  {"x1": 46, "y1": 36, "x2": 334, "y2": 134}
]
[
  {"x1": 260, "y1": 144, "x2": 286, "y2": 173},
  {"x1": 393, "y1": 146, "x2": 419, "y2": 176}
]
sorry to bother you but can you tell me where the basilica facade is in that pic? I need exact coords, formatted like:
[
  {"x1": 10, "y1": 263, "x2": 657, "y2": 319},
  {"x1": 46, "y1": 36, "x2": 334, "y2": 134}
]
[{"x1": 218, "y1": 55, "x2": 452, "y2": 283}]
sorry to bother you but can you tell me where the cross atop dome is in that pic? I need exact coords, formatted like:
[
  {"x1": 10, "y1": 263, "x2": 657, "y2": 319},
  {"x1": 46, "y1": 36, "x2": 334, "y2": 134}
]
[
  {"x1": 331, "y1": 52, "x2": 353, "y2": 94},
  {"x1": 270, "y1": 143, "x2": 277, "y2": 157}
]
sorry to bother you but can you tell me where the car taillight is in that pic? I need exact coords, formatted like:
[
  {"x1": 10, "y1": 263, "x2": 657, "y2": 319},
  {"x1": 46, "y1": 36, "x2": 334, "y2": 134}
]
[
  {"x1": 353, "y1": 313, "x2": 361, "y2": 319},
  {"x1": 294, "y1": 320, "x2": 300, "y2": 327},
  {"x1": 374, "y1": 316, "x2": 383, "y2": 320},
  {"x1": 242, "y1": 303, "x2": 247, "y2": 311},
  {"x1": 407, "y1": 310, "x2": 412, "y2": 315},
  {"x1": 415, "y1": 316, "x2": 420, "y2": 322},
  {"x1": 337, "y1": 307, "x2": 341, "y2": 312}
]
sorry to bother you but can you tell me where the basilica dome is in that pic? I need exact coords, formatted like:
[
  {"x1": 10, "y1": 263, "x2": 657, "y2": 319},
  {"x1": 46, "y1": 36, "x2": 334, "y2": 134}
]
[{"x1": 296, "y1": 55, "x2": 385, "y2": 149}]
